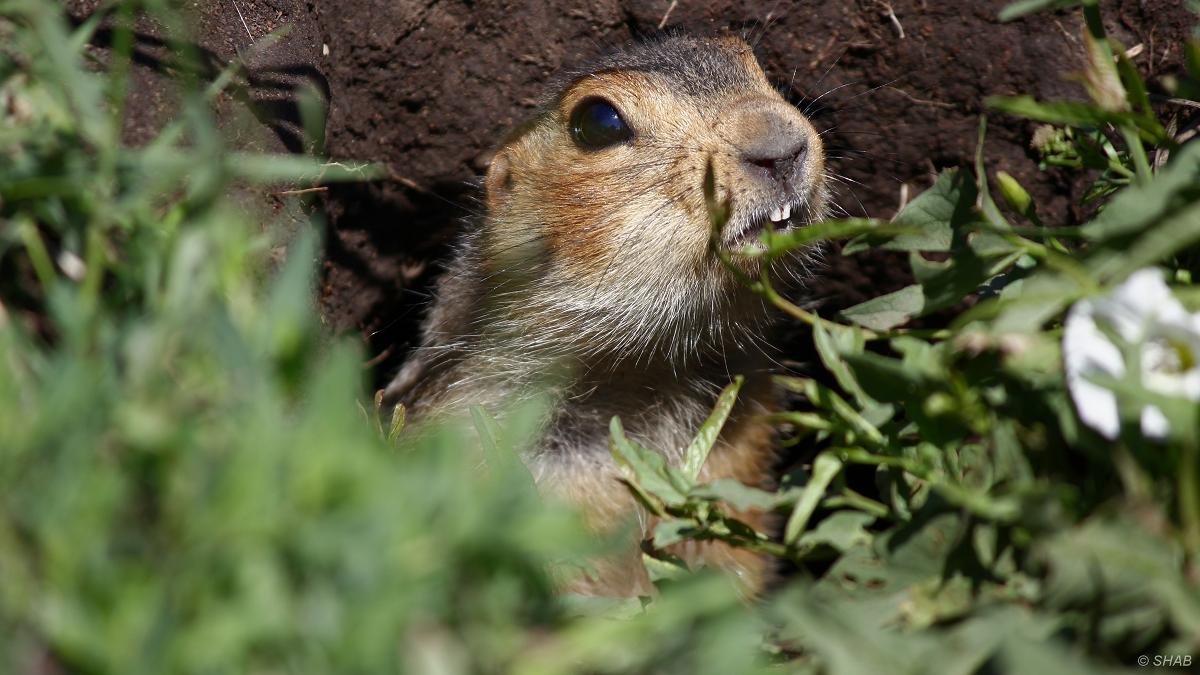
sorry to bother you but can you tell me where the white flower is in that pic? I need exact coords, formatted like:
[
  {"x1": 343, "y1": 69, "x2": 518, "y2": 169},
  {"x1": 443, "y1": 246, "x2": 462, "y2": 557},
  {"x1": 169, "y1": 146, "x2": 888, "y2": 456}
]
[{"x1": 1063, "y1": 268, "x2": 1200, "y2": 440}]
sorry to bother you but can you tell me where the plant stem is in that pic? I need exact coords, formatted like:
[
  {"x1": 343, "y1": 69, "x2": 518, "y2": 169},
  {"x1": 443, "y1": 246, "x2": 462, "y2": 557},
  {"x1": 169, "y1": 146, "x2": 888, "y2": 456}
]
[
  {"x1": 834, "y1": 446, "x2": 928, "y2": 477},
  {"x1": 18, "y1": 221, "x2": 57, "y2": 290},
  {"x1": 1108, "y1": 156, "x2": 1137, "y2": 180},
  {"x1": 757, "y1": 270, "x2": 952, "y2": 342},
  {"x1": 1120, "y1": 125, "x2": 1153, "y2": 185},
  {"x1": 1181, "y1": 439, "x2": 1200, "y2": 561},
  {"x1": 784, "y1": 453, "x2": 844, "y2": 544},
  {"x1": 986, "y1": 228, "x2": 1100, "y2": 292},
  {"x1": 824, "y1": 488, "x2": 890, "y2": 518}
]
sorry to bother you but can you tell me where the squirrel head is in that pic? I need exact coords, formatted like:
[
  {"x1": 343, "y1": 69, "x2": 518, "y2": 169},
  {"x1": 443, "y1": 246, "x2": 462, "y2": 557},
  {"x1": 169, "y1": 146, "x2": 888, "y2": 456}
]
[{"x1": 476, "y1": 34, "x2": 827, "y2": 364}]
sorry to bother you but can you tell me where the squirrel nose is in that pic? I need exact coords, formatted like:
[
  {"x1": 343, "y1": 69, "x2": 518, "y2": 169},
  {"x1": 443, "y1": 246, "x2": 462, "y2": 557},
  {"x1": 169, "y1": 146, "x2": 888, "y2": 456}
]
[
  {"x1": 743, "y1": 137, "x2": 807, "y2": 184},
  {"x1": 732, "y1": 106, "x2": 812, "y2": 185}
]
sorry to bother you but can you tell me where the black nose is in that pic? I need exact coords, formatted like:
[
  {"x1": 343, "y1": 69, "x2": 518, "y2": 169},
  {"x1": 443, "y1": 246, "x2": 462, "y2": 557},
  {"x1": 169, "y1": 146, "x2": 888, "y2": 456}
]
[{"x1": 743, "y1": 136, "x2": 807, "y2": 184}]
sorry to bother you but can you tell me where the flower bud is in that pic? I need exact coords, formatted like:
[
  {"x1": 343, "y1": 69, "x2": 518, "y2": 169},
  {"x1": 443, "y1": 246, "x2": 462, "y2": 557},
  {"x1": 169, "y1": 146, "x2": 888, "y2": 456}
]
[{"x1": 996, "y1": 171, "x2": 1034, "y2": 219}]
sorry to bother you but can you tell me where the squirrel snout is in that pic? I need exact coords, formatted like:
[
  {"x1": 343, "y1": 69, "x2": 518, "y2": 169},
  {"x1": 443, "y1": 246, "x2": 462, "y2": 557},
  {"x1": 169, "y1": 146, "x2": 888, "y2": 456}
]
[{"x1": 724, "y1": 102, "x2": 817, "y2": 189}]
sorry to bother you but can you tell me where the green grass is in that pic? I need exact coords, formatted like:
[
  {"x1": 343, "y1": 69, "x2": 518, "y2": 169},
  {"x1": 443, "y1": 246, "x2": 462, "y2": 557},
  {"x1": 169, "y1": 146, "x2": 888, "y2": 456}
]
[{"x1": 1, "y1": 1, "x2": 1199, "y2": 673}]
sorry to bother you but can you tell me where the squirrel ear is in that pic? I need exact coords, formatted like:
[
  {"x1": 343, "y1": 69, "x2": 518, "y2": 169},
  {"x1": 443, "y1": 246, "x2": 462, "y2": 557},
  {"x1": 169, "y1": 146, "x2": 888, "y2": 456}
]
[{"x1": 485, "y1": 150, "x2": 513, "y2": 211}]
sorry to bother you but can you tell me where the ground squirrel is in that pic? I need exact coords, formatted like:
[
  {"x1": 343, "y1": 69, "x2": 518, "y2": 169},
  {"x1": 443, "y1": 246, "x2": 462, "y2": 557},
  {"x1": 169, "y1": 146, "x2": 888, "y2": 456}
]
[{"x1": 383, "y1": 33, "x2": 828, "y2": 597}]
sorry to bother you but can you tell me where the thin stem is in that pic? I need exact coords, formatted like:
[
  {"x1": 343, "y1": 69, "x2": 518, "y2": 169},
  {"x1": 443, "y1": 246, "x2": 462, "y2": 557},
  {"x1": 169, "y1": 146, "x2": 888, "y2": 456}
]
[
  {"x1": 758, "y1": 278, "x2": 855, "y2": 333},
  {"x1": 1107, "y1": 156, "x2": 1137, "y2": 180},
  {"x1": 757, "y1": 269, "x2": 952, "y2": 342},
  {"x1": 665, "y1": 508, "x2": 816, "y2": 562},
  {"x1": 979, "y1": 225, "x2": 1100, "y2": 293},
  {"x1": 824, "y1": 488, "x2": 891, "y2": 518},
  {"x1": 18, "y1": 221, "x2": 57, "y2": 291},
  {"x1": 81, "y1": 227, "x2": 105, "y2": 309},
  {"x1": 834, "y1": 446, "x2": 928, "y2": 477},
  {"x1": 1120, "y1": 125, "x2": 1153, "y2": 185},
  {"x1": 1181, "y1": 439, "x2": 1200, "y2": 561}
]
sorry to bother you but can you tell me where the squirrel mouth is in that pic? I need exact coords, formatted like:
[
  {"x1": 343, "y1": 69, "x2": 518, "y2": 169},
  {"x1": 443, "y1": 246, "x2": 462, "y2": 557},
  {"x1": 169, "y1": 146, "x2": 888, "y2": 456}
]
[{"x1": 723, "y1": 200, "x2": 801, "y2": 249}]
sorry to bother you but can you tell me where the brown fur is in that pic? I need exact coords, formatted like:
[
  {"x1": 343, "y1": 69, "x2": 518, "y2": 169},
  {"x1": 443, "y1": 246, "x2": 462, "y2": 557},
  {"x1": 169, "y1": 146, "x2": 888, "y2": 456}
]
[{"x1": 384, "y1": 34, "x2": 828, "y2": 597}]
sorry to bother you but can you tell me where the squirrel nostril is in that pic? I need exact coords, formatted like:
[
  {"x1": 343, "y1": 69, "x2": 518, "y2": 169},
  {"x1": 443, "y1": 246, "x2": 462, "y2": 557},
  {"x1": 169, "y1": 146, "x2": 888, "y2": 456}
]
[
  {"x1": 748, "y1": 156, "x2": 778, "y2": 174},
  {"x1": 744, "y1": 142, "x2": 805, "y2": 183}
]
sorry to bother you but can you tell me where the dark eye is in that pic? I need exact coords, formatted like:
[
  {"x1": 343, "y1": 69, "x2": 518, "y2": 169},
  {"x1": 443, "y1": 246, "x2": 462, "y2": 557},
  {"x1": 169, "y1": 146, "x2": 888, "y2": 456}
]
[{"x1": 569, "y1": 97, "x2": 632, "y2": 149}]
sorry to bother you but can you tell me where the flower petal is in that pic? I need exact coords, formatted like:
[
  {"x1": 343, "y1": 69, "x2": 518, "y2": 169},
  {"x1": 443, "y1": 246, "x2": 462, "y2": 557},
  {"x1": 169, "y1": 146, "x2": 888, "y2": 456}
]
[
  {"x1": 1063, "y1": 302, "x2": 1124, "y2": 439},
  {"x1": 1141, "y1": 405, "x2": 1170, "y2": 440},
  {"x1": 1092, "y1": 268, "x2": 1182, "y2": 341}
]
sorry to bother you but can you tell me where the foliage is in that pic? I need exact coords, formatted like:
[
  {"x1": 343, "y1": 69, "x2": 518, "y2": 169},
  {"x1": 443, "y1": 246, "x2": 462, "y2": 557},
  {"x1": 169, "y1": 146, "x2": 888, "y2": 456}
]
[
  {"x1": 629, "y1": 1, "x2": 1200, "y2": 672},
  {"x1": 1, "y1": 1, "x2": 1198, "y2": 674},
  {"x1": 0, "y1": 2, "x2": 765, "y2": 674}
]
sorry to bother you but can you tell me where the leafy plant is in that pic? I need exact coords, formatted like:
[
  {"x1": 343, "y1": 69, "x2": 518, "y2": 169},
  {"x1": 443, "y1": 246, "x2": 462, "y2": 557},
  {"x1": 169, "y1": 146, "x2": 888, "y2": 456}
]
[
  {"x1": 611, "y1": 1, "x2": 1200, "y2": 671},
  {"x1": 0, "y1": 2, "x2": 769, "y2": 674}
]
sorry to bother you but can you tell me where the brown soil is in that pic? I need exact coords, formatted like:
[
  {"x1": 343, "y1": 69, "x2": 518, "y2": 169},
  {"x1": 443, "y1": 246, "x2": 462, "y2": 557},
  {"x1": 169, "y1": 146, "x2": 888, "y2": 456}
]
[{"x1": 70, "y1": 0, "x2": 1197, "y2": 388}]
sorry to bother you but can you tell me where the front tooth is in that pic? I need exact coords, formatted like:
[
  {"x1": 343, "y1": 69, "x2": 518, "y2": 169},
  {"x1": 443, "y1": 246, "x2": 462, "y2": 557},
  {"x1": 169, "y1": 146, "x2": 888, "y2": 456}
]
[
  {"x1": 781, "y1": 204, "x2": 792, "y2": 221},
  {"x1": 770, "y1": 207, "x2": 782, "y2": 222}
]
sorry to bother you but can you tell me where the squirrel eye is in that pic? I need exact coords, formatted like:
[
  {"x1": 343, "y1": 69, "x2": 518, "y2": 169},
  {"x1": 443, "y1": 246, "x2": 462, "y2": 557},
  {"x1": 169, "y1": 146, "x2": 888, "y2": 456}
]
[{"x1": 569, "y1": 97, "x2": 632, "y2": 149}]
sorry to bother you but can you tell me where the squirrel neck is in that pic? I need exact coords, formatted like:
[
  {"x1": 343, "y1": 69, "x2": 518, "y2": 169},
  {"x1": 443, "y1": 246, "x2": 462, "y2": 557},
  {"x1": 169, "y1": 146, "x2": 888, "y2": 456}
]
[{"x1": 405, "y1": 228, "x2": 778, "y2": 440}]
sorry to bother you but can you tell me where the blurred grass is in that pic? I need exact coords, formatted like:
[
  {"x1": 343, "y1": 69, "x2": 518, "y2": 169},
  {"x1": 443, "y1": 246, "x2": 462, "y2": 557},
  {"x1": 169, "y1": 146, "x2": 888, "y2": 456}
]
[
  {"x1": 0, "y1": 2, "x2": 768, "y2": 673},
  {"x1": 2, "y1": 1, "x2": 1200, "y2": 674}
]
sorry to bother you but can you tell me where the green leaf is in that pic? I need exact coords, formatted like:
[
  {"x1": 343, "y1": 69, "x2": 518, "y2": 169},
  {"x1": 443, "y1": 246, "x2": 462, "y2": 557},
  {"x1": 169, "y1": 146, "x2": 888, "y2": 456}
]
[
  {"x1": 813, "y1": 318, "x2": 876, "y2": 409},
  {"x1": 795, "y1": 511, "x2": 875, "y2": 553},
  {"x1": 784, "y1": 453, "x2": 844, "y2": 545},
  {"x1": 703, "y1": 156, "x2": 731, "y2": 235},
  {"x1": 928, "y1": 481, "x2": 1022, "y2": 523},
  {"x1": 653, "y1": 519, "x2": 698, "y2": 548},
  {"x1": 261, "y1": 227, "x2": 318, "y2": 361},
  {"x1": 1078, "y1": 139, "x2": 1200, "y2": 281},
  {"x1": 690, "y1": 478, "x2": 790, "y2": 512},
  {"x1": 840, "y1": 284, "x2": 924, "y2": 331},
  {"x1": 558, "y1": 594, "x2": 648, "y2": 620},
  {"x1": 770, "y1": 592, "x2": 928, "y2": 675},
  {"x1": 882, "y1": 170, "x2": 979, "y2": 253},
  {"x1": 1035, "y1": 518, "x2": 1200, "y2": 645},
  {"x1": 842, "y1": 165, "x2": 1019, "y2": 331},
  {"x1": 772, "y1": 513, "x2": 1051, "y2": 675},
  {"x1": 909, "y1": 249, "x2": 990, "y2": 313},
  {"x1": 642, "y1": 551, "x2": 691, "y2": 584},
  {"x1": 964, "y1": 272, "x2": 1080, "y2": 334},
  {"x1": 987, "y1": 95, "x2": 1168, "y2": 144},
  {"x1": 1082, "y1": 141, "x2": 1200, "y2": 243},
  {"x1": 843, "y1": 351, "x2": 928, "y2": 404},
  {"x1": 609, "y1": 417, "x2": 688, "y2": 508},
  {"x1": 989, "y1": 419, "x2": 1034, "y2": 485},
  {"x1": 841, "y1": 342, "x2": 979, "y2": 446},
  {"x1": 968, "y1": 231, "x2": 1020, "y2": 259},
  {"x1": 975, "y1": 116, "x2": 1014, "y2": 231},
  {"x1": 997, "y1": 638, "x2": 1125, "y2": 675},
  {"x1": 387, "y1": 403, "x2": 407, "y2": 443},
  {"x1": 891, "y1": 338, "x2": 951, "y2": 385},
  {"x1": 1114, "y1": 50, "x2": 1153, "y2": 116},
  {"x1": 776, "y1": 377, "x2": 886, "y2": 446},
  {"x1": 681, "y1": 376, "x2": 743, "y2": 482},
  {"x1": 129, "y1": 150, "x2": 384, "y2": 186},
  {"x1": 1090, "y1": 201, "x2": 1200, "y2": 282},
  {"x1": 998, "y1": 0, "x2": 1083, "y2": 21},
  {"x1": 898, "y1": 576, "x2": 976, "y2": 630},
  {"x1": 470, "y1": 405, "x2": 500, "y2": 452}
]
